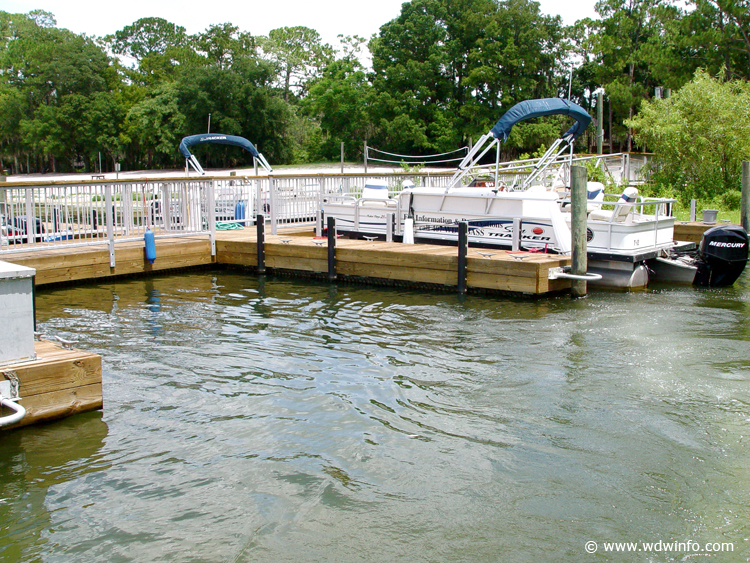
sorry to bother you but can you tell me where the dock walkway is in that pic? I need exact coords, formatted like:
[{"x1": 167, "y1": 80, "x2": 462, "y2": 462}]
[{"x1": 4, "y1": 226, "x2": 573, "y2": 295}]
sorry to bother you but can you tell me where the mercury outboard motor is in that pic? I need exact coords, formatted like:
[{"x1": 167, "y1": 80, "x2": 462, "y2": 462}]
[{"x1": 693, "y1": 225, "x2": 749, "y2": 286}]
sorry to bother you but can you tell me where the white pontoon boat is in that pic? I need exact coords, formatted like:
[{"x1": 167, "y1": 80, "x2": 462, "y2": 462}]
[{"x1": 321, "y1": 98, "x2": 748, "y2": 289}]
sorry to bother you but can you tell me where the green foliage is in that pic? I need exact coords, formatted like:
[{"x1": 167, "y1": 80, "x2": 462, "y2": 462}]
[
  {"x1": 261, "y1": 27, "x2": 334, "y2": 102},
  {"x1": 626, "y1": 69, "x2": 750, "y2": 203},
  {"x1": 368, "y1": 0, "x2": 565, "y2": 157},
  {"x1": 0, "y1": 3, "x2": 749, "y2": 176}
]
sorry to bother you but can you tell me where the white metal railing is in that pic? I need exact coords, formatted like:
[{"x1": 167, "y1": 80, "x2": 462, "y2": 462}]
[
  {"x1": 456, "y1": 153, "x2": 648, "y2": 190},
  {"x1": 9, "y1": 166, "x2": 666, "y2": 259},
  {"x1": 0, "y1": 173, "x2": 457, "y2": 258},
  {"x1": 1, "y1": 179, "x2": 217, "y2": 264}
]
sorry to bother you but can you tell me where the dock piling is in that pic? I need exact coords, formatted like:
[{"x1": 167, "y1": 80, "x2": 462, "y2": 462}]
[
  {"x1": 256, "y1": 214, "x2": 265, "y2": 275},
  {"x1": 327, "y1": 216, "x2": 337, "y2": 282},
  {"x1": 570, "y1": 165, "x2": 588, "y2": 297},
  {"x1": 458, "y1": 222, "x2": 468, "y2": 295}
]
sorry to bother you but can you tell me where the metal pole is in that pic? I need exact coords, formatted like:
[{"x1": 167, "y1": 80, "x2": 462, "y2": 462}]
[
  {"x1": 105, "y1": 184, "x2": 115, "y2": 267},
  {"x1": 256, "y1": 214, "x2": 265, "y2": 274},
  {"x1": 32, "y1": 275, "x2": 36, "y2": 332},
  {"x1": 341, "y1": 142, "x2": 344, "y2": 174},
  {"x1": 364, "y1": 142, "x2": 368, "y2": 175},
  {"x1": 597, "y1": 90, "x2": 603, "y2": 154},
  {"x1": 512, "y1": 218, "x2": 521, "y2": 252},
  {"x1": 327, "y1": 216, "x2": 337, "y2": 282},
  {"x1": 742, "y1": 161, "x2": 750, "y2": 231},
  {"x1": 570, "y1": 165, "x2": 588, "y2": 297},
  {"x1": 690, "y1": 199, "x2": 697, "y2": 222},
  {"x1": 458, "y1": 221, "x2": 468, "y2": 295}
]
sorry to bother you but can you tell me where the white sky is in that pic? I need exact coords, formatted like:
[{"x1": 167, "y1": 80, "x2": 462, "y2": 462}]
[{"x1": 4, "y1": 0, "x2": 598, "y2": 47}]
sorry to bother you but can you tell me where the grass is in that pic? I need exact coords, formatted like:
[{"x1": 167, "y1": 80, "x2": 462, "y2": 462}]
[{"x1": 670, "y1": 201, "x2": 741, "y2": 224}]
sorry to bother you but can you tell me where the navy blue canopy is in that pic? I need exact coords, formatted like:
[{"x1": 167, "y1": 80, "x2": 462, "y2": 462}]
[
  {"x1": 490, "y1": 98, "x2": 592, "y2": 142},
  {"x1": 178, "y1": 134, "x2": 260, "y2": 159}
]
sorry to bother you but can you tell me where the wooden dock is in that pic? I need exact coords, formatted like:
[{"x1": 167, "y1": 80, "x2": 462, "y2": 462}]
[
  {"x1": 1, "y1": 339, "x2": 102, "y2": 430},
  {"x1": 673, "y1": 221, "x2": 729, "y2": 244},
  {"x1": 219, "y1": 229, "x2": 572, "y2": 294},
  {"x1": 0, "y1": 220, "x2": 732, "y2": 293},
  {"x1": 3, "y1": 227, "x2": 574, "y2": 294}
]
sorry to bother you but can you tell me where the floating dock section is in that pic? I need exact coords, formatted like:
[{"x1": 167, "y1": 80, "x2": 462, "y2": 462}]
[
  {"x1": 5, "y1": 228, "x2": 573, "y2": 294},
  {"x1": 217, "y1": 230, "x2": 573, "y2": 294},
  {"x1": 1, "y1": 260, "x2": 102, "y2": 431},
  {"x1": 1, "y1": 339, "x2": 102, "y2": 430}
]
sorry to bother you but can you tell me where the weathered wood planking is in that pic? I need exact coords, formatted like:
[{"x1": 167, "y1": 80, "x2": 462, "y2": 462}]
[{"x1": 1, "y1": 339, "x2": 102, "y2": 430}]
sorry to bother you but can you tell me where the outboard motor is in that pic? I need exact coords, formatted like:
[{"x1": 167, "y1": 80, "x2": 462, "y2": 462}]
[{"x1": 693, "y1": 225, "x2": 749, "y2": 286}]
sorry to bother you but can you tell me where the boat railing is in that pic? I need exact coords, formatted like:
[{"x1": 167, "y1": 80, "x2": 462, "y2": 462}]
[
  {"x1": 459, "y1": 153, "x2": 649, "y2": 190},
  {"x1": 585, "y1": 193, "x2": 677, "y2": 253},
  {"x1": 591, "y1": 193, "x2": 676, "y2": 221}
]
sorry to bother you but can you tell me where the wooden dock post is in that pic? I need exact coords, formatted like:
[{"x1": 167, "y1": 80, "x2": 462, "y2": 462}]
[
  {"x1": 742, "y1": 161, "x2": 749, "y2": 232},
  {"x1": 570, "y1": 165, "x2": 588, "y2": 297},
  {"x1": 458, "y1": 221, "x2": 468, "y2": 294},
  {"x1": 256, "y1": 214, "x2": 266, "y2": 275},
  {"x1": 327, "y1": 216, "x2": 337, "y2": 282}
]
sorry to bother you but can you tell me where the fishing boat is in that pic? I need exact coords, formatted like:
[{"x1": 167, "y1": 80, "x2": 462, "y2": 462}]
[{"x1": 321, "y1": 98, "x2": 748, "y2": 289}]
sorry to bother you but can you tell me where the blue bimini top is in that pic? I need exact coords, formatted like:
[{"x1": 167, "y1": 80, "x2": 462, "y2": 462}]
[
  {"x1": 489, "y1": 98, "x2": 592, "y2": 143},
  {"x1": 178, "y1": 134, "x2": 260, "y2": 159}
]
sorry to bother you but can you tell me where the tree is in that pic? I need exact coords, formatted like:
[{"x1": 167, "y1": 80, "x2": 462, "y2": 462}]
[
  {"x1": 261, "y1": 27, "x2": 334, "y2": 102},
  {"x1": 195, "y1": 23, "x2": 257, "y2": 70},
  {"x1": 304, "y1": 54, "x2": 374, "y2": 160},
  {"x1": 691, "y1": 0, "x2": 750, "y2": 80},
  {"x1": 585, "y1": 0, "x2": 664, "y2": 152},
  {"x1": 626, "y1": 70, "x2": 750, "y2": 202},
  {"x1": 368, "y1": 0, "x2": 565, "y2": 157},
  {"x1": 175, "y1": 60, "x2": 295, "y2": 166},
  {"x1": 126, "y1": 83, "x2": 186, "y2": 168},
  {"x1": 105, "y1": 17, "x2": 192, "y2": 85},
  {"x1": 0, "y1": 10, "x2": 118, "y2": 172}
]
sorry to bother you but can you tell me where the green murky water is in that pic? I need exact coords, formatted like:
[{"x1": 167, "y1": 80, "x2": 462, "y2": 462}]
[{"x1": 2, "y1": 271, "x2": 749, "y2": 562}]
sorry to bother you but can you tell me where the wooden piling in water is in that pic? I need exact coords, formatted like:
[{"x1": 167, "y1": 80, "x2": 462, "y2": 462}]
[{"x1": 570, "y1": 165, "x2": 588, "y2": 297}]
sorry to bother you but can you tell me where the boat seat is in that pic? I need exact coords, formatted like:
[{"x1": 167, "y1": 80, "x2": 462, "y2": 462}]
[
  {"x1": 586, "y1": 182, "x2": 605, "y2": 213},
  {"x1": 362, "y1": 180, "x2": 391, "y2": 200},
  {"x1": 560, "y1": 182, "x2": 604, "y2": 213},
  {"x1": 589, "y1": 187, "x2": 638, "y2": 222}
]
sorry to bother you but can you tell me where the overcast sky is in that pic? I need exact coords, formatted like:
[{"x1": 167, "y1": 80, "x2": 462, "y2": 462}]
[{"x1": 4, "y1": 0, "x2": 598, "y2": 47}]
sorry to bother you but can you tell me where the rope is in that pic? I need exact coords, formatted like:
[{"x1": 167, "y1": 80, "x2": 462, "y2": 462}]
[
  {"x1": 216, "y1": 221, "x2": 245, "y2": 230},
  {"x1": 367, "y1": 156, "x2": 466, "y2": 165},
  {"x1": 1, "y1": 370, "x2": 19, "y2": 398},
  {"x1": 367, "y1": 146, "x2": 469, "y2": 159}
]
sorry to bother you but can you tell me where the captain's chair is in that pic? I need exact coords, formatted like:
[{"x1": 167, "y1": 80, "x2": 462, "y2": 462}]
[
  {"x1": 362, "y1": 180, "x2": 390, "y2": 200},
  {"x1": 589, "y1": 187, "x2": 639, "y2": 222},
  {"x1": 586, "y1": 182, "x2": 605, "y2": 213}
]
